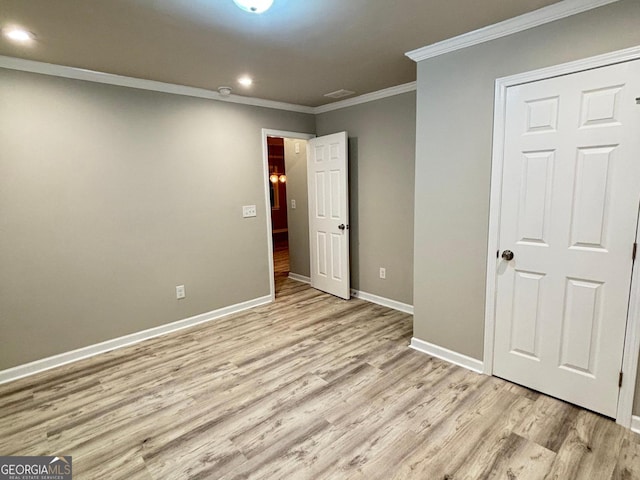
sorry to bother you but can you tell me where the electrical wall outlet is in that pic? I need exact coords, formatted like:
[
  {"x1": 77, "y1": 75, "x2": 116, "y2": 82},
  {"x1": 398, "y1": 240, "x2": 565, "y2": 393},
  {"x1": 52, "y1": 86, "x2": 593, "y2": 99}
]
[
  {"x1": 242, "y1": 205, "x2": 257, "y2": 218},
  {"x1": 379, "y1": 267, "x2": 386, "y2": 279},
  {"x1": 291, "y1": 199, "x2": 296, "y2": 209},
  {"x1": 176, "y1": 285, "x2": 186, "y2": 299}
]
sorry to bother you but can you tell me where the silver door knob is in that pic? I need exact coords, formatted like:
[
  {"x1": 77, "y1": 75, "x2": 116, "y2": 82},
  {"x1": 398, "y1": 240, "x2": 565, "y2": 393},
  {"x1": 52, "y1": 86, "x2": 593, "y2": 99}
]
[{"x1": 501, "y1": 250, "x2": 514, "y2": 261}]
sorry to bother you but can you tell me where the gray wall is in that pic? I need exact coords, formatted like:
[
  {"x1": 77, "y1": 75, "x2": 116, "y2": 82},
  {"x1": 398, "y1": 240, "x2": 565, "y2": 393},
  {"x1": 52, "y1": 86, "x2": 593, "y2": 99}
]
[
  {"x1": 412, "y1": 0, "x2": 640, "y2": 411},
  {"x1": 284, "y1": 138, "x2": 310, "y2": 278},
  {"x1": 0, "y1": 68, "x2": 314, "y2": 369},
  {"x1": 317, "y1": 92, "x2": 416, "y2": 305}
]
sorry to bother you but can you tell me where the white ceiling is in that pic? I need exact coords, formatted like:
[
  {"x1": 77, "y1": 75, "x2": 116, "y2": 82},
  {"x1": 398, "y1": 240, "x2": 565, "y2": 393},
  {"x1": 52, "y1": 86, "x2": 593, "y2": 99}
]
[{"x1": 0, "y1": 0, "x2": 562, "y2": 107}]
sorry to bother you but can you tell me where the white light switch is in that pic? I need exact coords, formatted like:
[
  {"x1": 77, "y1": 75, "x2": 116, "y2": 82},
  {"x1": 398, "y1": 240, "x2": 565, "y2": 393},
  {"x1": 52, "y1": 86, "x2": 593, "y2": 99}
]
[
  {"x1": 176, "y1": 285, "x2": 186, "y2": 299},
  {"x1": 291, "y1": 199, "x2": 296, "y2": 209},
  {"x1": 295, "y1": 142, "x2": 300, "y2": 154},
  {"x1": 243, "y1": 205, "x2": 257, "y2": 218}
]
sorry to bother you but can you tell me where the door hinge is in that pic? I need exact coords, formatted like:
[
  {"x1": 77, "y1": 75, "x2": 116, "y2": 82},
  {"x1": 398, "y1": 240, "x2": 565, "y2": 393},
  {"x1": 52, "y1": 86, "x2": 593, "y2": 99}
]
[
  {"x1": 633, "y1": 242, "x2": 637, "y2": 261},
  {"x1": 619, "y1": 371, "x2": 623, "y2": 388}
]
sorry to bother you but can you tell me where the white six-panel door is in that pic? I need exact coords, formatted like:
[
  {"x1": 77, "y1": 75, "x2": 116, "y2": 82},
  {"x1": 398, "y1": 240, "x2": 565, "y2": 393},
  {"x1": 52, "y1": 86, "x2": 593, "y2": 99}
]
[
  {"x1": 493, "y1": 60, "x2": 640, "y2": 417},
  {"x1": 307, "y1": 132, "x2": 350, "y2": 300}
]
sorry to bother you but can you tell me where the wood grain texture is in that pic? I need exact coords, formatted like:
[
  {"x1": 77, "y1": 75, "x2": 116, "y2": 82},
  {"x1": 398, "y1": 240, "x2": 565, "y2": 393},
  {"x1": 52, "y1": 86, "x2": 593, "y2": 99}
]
[{"x1": 0, "y1": 277, "x2": 638, "y2": 479}]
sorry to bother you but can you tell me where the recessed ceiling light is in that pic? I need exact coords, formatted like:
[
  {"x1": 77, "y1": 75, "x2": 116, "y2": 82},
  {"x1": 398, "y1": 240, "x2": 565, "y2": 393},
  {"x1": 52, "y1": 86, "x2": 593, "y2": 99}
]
[
  {"x1": 3, "y1": 27, "x2": 35, "y2": 43},
  {"x1": 238, "y1": 76, "x2": 253, "y2": 87},
  {"x1": 233, "y1": 0, "x2": 274, "y2": 14}
]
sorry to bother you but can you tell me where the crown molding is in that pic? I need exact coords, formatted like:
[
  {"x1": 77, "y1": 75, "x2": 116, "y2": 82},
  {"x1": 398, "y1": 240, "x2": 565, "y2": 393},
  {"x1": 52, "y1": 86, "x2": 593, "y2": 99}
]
[
  {"x1": 0, "y1": 55, "x2": 416, "y2": 114},
  {"x1": 313, "y1": 82, "x2": 417, "y2": 114},
  {"x1": 405, "y1": 0, "x2": 621, "y2": 62},
  {"x1": 0, "y1": 55, "x2": 315, "y2": 114}
]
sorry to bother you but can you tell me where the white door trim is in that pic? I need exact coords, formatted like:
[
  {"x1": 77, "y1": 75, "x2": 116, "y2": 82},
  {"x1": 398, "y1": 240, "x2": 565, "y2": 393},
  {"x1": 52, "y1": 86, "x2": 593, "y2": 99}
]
[
  {"x1": 261, "y1": 129, "x2": 316, "y2": 301},
  {"x1": 484, "y1": 44, "x2": 640, "y2": 428},
  {"x1": 619, "y1": 207, "x2": 640, "y2": 426}
]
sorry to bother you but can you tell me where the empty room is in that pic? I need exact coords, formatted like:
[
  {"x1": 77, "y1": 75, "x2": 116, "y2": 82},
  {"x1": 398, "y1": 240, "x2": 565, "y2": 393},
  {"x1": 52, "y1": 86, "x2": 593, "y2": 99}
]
[{"x1": 2, "y1": 0, "x2": 640, "y2": 478}]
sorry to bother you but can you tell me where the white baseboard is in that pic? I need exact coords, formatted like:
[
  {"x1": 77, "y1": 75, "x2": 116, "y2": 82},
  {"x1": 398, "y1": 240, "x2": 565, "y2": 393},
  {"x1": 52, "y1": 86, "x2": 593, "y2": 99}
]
[
  {"x1": 632, "y1": 416, "x2": 640, "y2": 435},
  {"x1": 288, "y1": 273, "x2": 311, "y2": 284},
  {"x1": 410, "y1": 337, "x2": 484, "y2": 374},
  {"x1": 288, "y1": 277, "x2": 413, "y2": 315},
  {"x1": 351, "y1": 289, "x2": 414, "y2": 315},
  {"x1": 0, "y1": 295, "x2": 272, "y2": 385}
]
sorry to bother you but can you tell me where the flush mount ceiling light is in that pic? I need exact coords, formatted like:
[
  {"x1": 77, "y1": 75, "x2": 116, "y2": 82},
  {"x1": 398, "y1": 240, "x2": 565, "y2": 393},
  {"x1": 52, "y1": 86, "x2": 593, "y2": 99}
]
[
  {"x1": 3, "y1": 27, "x2": 35, "y2": 43},
  {"x1": 238, "y1": 76, "x2": 253, "y2": 87},
  {"x1": 233, "y1": 0, "x2": 274, "y2": 14}
]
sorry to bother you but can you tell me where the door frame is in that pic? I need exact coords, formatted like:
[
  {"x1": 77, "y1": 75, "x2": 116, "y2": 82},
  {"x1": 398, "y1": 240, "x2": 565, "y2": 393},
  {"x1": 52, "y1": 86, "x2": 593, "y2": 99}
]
[
  {"x1": 261, "y1": 129, "x2": 316, "y2": 301},
  {"x1": 483, "y1": 45, "x2": 640, "y2": 428}
]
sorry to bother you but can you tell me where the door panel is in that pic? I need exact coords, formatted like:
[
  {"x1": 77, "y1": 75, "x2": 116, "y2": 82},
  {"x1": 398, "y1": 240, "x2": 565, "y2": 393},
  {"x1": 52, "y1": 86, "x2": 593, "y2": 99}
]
[
  {"x1": 559, "y1": 278, "x2": 602, "y2": 375},
  {"x1": 494, "y1": 60, "x2": 640, "y2": 417},
  {"x1": 307, "y1": 132, "x2": 350, "y2": 299},
  {"x1": 510, "y1": 270, "x2": 544, "y2": 360},
  {"x1": 517, "y1": 150, "x2": 554, "y2": 245},
  {"x1": 570, "y1": 147, "x2": 612, "y2": 249}
]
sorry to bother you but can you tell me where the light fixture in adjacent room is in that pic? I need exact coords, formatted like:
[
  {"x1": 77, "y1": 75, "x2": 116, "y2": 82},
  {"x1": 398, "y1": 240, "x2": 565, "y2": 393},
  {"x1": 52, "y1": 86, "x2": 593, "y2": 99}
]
[
  {"x1": 2, "y1": 27, "x2": 35, "y2": 43},
  {"x1": 270, "y1": 174, "x2": 286, "y2": 184},
  {"x1": 233, "y1": 0, "x2": 274, "y2": 14},
  {"x1": 218, "y1": 86, "x2": 232, "y2": 96}
]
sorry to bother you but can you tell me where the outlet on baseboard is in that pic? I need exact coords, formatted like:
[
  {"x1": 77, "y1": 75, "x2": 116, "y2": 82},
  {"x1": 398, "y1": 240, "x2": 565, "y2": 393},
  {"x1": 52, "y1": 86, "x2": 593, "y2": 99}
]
[
  {"x1": 379, "y1": 267, "x2": 386, "y2": 279},
  {"x1": 176, "y1": 285, "x2": 186, "y2": 299}
]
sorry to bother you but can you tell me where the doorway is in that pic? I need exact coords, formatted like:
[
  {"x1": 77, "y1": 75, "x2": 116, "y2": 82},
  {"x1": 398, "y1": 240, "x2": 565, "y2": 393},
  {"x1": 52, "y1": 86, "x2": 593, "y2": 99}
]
[
  {"x1": 261, "y1": 129, "x2": 315, "y2": 300},
  {"x1": 267, "y1": 137, "x2": 291, "y2": 293},
  {"x1": 261, "y1": 129, "x2": 351, "y2": 301}
]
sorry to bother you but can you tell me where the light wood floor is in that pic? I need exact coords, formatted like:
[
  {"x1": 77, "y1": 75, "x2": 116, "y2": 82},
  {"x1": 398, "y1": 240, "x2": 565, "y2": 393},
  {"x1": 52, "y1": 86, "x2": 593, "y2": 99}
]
[
  {"x1": 1, "y1": 278, "x2": 639, "y2": 479},
  {"x1": 273, "y1": 237, "x2": 289, "y2": 276}
]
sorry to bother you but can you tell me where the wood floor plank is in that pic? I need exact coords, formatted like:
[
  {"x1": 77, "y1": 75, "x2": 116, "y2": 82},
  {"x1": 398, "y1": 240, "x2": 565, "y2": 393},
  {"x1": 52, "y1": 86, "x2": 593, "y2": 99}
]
[
  {"x1": 46, "y1": 378, "x2": 199, "y2": 450},
  {"x1": 481, "y1": 433, "x2": 556, "y2": 480},
  {"x1": 322, "y1": 353, "x2": 449, "y2": 425},
  {"x1": 0, "y1": 381, "x2": 108, "y2": 438},
  {"x1": 612, "y1": 435, "x2": 640, "y2": 480},
  {"x1": 441, "y1": 399, "x2": 542, "y2": 480},
  {"x1": 72, "y1": 444, "x2": 152, "y2": 480},
  {"x1": 513, "y1": 394, "x2": 581, "y2": 453},
  {"x1": 350, "y1": 430, "x2": 420, "y2": 480},
  {"x1": 543, "y1": 410, "x2": 627, "y2": 480},
  {"x1": 229, "y1": 363, "x2": 383, "y2": 460},
  {"x1": 391, "y1": 385, "x2": 524, "y2": 479},
  {"x1": 220, "y1": 417, "x2": 332, "y2": 480},
  {"x1": 145, "y1": 439, "x2": 245, "y2": 480},
  {"x1": 243, "y1": 367, "x2": 489, "y2": 479},
  {"x1": 0, "y1": 277, "x2": 637, "y2": 479},
  {"x1": 0, "y1": 424, "x2": 50, "y2": 457},
  {"x1": 142, "y1": 373, "x2": 328, "y2": 463}
]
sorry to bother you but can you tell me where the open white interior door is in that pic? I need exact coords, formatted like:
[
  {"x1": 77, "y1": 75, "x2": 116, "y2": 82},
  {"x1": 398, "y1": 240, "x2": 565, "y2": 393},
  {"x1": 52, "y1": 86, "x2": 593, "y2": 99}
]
[{"x1": 307, "y1": 132, "x2": 350, "y2": 299}]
